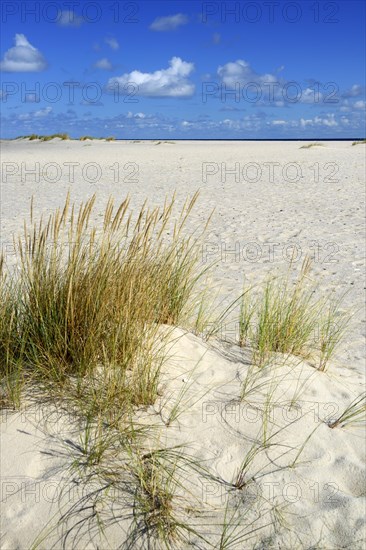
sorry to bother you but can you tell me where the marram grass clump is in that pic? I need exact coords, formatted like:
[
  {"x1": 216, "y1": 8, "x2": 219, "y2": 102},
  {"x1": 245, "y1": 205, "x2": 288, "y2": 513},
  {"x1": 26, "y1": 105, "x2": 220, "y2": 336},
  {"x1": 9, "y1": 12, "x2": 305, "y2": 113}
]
[
  {"x1": 238, "y1": 258, "x2": 350, "y2": 369},
  {"x1": 0, "y1": 192, "x2": 209, "y2": 412}
]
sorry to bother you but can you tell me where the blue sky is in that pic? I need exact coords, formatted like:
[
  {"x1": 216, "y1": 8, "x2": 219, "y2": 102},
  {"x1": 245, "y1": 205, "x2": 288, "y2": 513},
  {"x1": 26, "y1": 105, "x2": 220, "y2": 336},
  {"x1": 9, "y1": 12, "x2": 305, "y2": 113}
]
[{"x1": 1, "y1": 0, "x2": 365, "y2": 138}]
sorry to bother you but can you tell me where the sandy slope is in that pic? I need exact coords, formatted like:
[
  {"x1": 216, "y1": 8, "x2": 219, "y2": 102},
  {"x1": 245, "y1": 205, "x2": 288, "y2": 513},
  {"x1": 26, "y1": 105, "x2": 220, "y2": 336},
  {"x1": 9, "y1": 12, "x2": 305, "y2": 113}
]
[{"x1": 0, "y1": 140, "x2": 365, "y2": 548}]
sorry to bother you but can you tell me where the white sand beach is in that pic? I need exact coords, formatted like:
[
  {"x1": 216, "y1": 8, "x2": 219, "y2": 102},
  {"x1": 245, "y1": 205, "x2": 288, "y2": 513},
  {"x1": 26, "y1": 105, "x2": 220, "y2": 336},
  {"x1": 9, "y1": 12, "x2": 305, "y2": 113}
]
[{"x1": 1, "y1": 139, "x2": 365, "y2": 549}]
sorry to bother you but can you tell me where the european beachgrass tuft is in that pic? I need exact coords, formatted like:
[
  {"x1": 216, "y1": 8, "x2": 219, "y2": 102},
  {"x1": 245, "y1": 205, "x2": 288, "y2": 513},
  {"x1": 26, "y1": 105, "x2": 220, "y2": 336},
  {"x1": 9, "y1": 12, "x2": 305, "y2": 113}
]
[
  {"x1": 0, "y1": 192, "x2": 211, "y2": 414},
  {"x1": 238, "y1": 258, "x2": 350, "y2": 369}
]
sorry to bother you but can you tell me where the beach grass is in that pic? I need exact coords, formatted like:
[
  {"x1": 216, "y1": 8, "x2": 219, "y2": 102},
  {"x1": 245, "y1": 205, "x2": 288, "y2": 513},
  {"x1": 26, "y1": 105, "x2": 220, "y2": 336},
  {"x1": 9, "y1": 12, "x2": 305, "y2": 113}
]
[
  {"x1": 15, "y1": 133, "x2": 70, "y2": 141},
  {"x1": 80, "y1": 135, "x2": 116, "y2": 141},
  {"x1": 41, "y1": 133, "x2": 70, "y2": 141},
  {"x1": 238, "y1": 259, "x2": 350, "y2": 369},
  {"x1": 0, "y1": 192, "x2": 210, "y2": 414},
  {"x1": 125, "y1": 446, "x2": 202, "y2": 547},
  {"x1": 14, "y1": 134, "x2": 117, "y2": 141},
  {"x1": 328, "y1": 392, "x2": 366, "y2": 428},
  {"x1": 300, "y1": 142, "x2": 325, "y2": 149}
]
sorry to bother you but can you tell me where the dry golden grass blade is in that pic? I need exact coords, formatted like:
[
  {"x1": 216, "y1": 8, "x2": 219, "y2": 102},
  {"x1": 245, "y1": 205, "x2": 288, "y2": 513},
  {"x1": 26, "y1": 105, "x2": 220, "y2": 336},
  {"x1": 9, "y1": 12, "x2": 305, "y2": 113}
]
[{"x1": 110, "y1": 196, "x2": 130, "y2": 232}]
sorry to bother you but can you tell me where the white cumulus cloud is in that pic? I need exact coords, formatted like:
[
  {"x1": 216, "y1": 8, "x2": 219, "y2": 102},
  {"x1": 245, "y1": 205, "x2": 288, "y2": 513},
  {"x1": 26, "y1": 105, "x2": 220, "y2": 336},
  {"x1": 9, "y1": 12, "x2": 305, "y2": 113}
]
[
  {"x1": 57, "y1": 10, "x2": 84, "y2": 27},
  {"x1": 150, "y1": 13, "x2": 188, "y2": 31},
  {"x1": 17, "y1": 106, "x2": 52, "y2": 121},
  {"x1": 107, "y1": 57, "x2": 195, "y2": 97},
  {"x1": 301, "y1": 87, "x2": 324, "y2": 104},
  {"x1": 105, "y1": 37, "x2": 119, "y2": 50},
  {"x1": 342, "y1": 84, "x2": 363, "y2": 98},
  {"x1": 216, "y1": 60, "x2": 339, "y2": 106},
  {"x1": 300, "y1": 114, "x2": 338, "y2": 128},
  {"x1": 218, "y1": 59, "x2": 278, "y2": 87},
  {"x1": 34, "y1": 106, "x2": 52, "y2": 117},
  {"x1": 94, "y1": 58, "x2": 113, "y2": 70},
  {"x1": 216, "y1": 59, "x2": 284, "y2": 104},
  {"x1": 126, "y1": 112, "x2": 146, "y2": 119},
  {"x1": 0, "y1": 34, "x2": 47, "y2": 72}
]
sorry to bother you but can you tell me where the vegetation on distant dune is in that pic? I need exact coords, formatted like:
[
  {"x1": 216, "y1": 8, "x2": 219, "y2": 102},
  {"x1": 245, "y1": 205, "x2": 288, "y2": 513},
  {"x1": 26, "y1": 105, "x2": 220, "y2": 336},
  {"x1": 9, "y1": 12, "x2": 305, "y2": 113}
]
[
  {"x1": 300, "y1": 142, "x2": 325, "y2": 149},
  {"x1": 15, "y1": 134, "x2": 117, "y2": 141},
  {"x1": 16, "y1": 133, "x2": 70, "y2": 141},
  {"x1": 80, "y1": 135, "x2": 116, "y2": 141}
]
